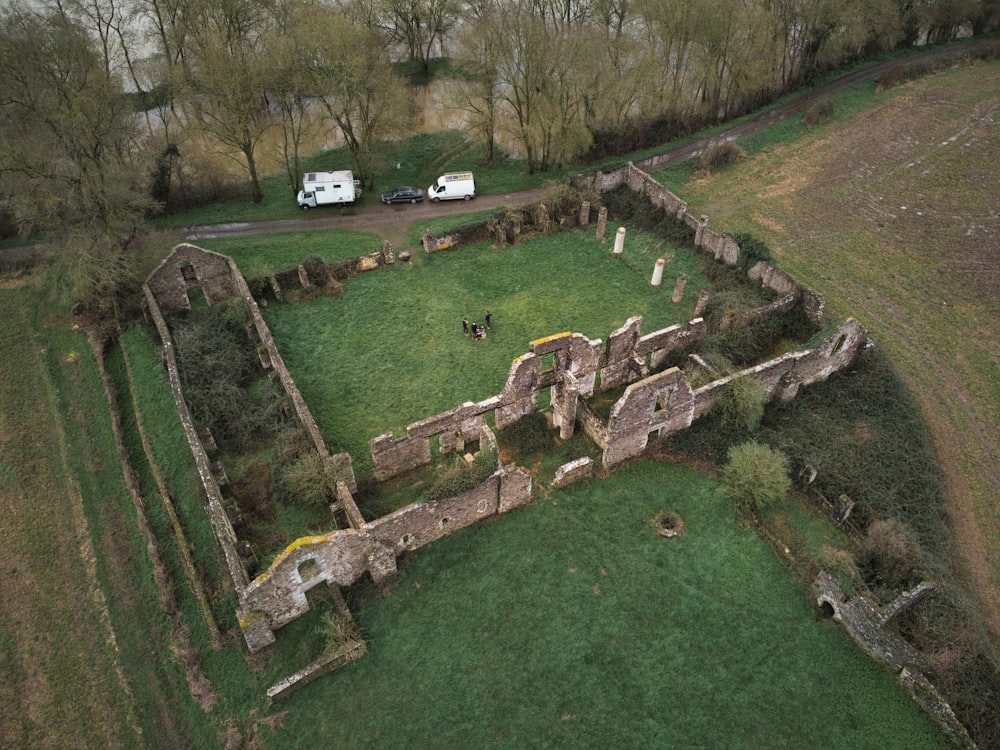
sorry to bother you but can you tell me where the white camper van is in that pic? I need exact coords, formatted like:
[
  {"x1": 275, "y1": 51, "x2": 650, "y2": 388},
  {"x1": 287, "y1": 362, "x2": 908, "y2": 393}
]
[
  {"x1": 297, "y1": 170, "x2": 360, "y2": 209},
  {"x1": 427, "y1": 172, "x2": 475, "y2": 202}
]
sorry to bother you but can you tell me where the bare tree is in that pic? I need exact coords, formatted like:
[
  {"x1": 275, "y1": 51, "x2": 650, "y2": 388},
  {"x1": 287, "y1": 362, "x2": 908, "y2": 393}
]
[
  {"x1": 0, "y1": 2, "x2": 152, "y2": 305},
  {"x1": 307, "y1": 11, "x2": 410, "y2": 187},
  {"x1": 180, "y1": 0, "x2": 277, "y2": 203},
  {"x1": 380, "y1": 0, "x2": 463, "y2": 75}
]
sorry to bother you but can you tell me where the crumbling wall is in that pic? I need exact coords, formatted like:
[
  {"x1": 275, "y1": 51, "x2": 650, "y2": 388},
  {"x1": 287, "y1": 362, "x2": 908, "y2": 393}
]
[
  {"x1": 574, "y1": 163, "x2": 819, "y2": 307},
  {"x1": 604, "y1": 367, "x2": 696, "y2": 466},
  {"x1": 236, "y1": 462, "x2": 532, "y2": 650},
  {"x1": 145, "y1": 243, "x2": 239, "y2": 314},
  {"x1": 141, "y1": 285, "x2": 250, "y2": 598}
]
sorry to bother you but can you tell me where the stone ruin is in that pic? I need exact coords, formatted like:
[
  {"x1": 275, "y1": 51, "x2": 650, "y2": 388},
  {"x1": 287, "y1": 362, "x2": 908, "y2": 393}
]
[{"x1": 142, "y1": 162, "x2": 938, "y2": 707}]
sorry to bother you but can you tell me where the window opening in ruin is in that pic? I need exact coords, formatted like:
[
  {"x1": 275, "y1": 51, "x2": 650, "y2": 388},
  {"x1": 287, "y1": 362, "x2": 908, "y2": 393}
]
[
  {"x1": 429, "y1": 434, "x2": 441, "y2": 458},
  {"x1": 539, "y1": 352, "x2": 555, "y2": 375},
  {"x1": 401, "y1": 534, "x2": 413, "y2": 547},
  {"x1": 180, "y1": 261, "x2": 198, "y2": 282},
  {"x1": 439, "y1": 517, "x2": 450, "y2": 529},
  {"x1": 818, "y1": 601, "x2": 836, "y2": 619},
  {"x1": 465, "y1": 437, "x2": 480, "y2": 455},
  {"x1": 832, "y1": 334, "x2": 847, "y2": 354},
  {"x1": 653, "y1": 387, "x2": 673, "y2": 417},
  {"x1": 298, "y1": 558, "x2": 319, "y2": 582}
]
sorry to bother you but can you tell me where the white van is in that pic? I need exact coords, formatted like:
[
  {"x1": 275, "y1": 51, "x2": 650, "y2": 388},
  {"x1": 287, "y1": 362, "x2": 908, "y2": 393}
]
[
  {"x1": 427, "y1": 172, "x2": 475, "y2": 202},
  {"x1": 297, "y1": 170, "x2": 360, "y2": 209}
]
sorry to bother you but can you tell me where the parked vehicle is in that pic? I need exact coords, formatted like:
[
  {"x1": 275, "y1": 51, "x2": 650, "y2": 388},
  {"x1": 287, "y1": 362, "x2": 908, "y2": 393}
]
[
  {"x1": 297, "y1": 170, "x2": 360, "y2": 209},
  {"x1": 427, "y1": 172, "x2": 475, "y2": 202},
  {"x1": 381, "y1": 186, "x2": 424, "y2": 204}
]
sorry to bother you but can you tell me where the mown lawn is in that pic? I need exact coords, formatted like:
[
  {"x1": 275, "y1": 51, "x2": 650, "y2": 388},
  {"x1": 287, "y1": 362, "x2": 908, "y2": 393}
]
[
  {"x1": 262, "y1": 461, "x2": 946, "y2": 749},
  {"x1": 238, "y1": 227, "x2": 709, "y2": 476}
]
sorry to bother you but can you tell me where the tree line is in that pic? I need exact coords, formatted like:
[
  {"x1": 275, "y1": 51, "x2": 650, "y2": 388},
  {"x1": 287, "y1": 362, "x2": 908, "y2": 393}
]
[{"x1": 1, "y1": 0, "x2": 995, "y2": 303}]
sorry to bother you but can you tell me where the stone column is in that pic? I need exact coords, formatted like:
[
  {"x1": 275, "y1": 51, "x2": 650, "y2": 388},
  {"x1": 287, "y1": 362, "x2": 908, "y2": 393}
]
[
  {"x1": 694, "y1": 289, "x2": 710, "y2": 316},
  {"x1": 613, "y1": 226, "x2": 626, "y2": 254},
  {"x1": 596, "y1": 206, "x2": 608, "y2": 243},
  {"x1": 381, "y1": 240, "x2": 395, "y2": 264},
  {"x1": 671, "y1": 273, "x2": 687, "y2": 304},
  {"x1": 651, "y1": 258, "x2": 665, "y2": 286},
  {"x1": 579, "y1": 201, "x2": 591, "y2": 227},
  {"x1": 695, "y1": 215, "x2": 708, "y2": 246}
]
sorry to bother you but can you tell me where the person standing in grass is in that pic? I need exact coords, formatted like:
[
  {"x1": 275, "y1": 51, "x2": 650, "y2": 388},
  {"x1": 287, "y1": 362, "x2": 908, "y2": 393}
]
[
  {"x1": 485, "y1": 310, "x2": 492, "y2": 329},
  {"x1": 463, "y1": 317, "x2": 469, "y2": 335}
]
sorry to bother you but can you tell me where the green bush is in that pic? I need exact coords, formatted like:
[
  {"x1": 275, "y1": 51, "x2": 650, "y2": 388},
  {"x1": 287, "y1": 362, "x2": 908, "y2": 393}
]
[
  {"x1": 721, "y1": 440, "x2": 791, "y2": 515},
  {"x1": 420, "y1": 444, "x2": 497, "y2": 503},
  {"x1": 714, "y1": 376, "x2": 768, "y2": 433},
  {"x1": 171, "y1": 300, "x2": 293, "y2": 450},
  {"x1": 274, "y1": 451, "x2": 341, "y2": 512},
  {"x1": 731, "y1": 232, "x2": 772, "y2": 270}
]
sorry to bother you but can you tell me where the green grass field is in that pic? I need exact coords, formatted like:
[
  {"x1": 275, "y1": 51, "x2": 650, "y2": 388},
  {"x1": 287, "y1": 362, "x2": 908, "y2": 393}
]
[
  {"x1": 221, "y1": 228, "x2": 710, "y2": 476},
  {"x1": 262, "y1": 461, "x2": 945, "y2": 749}
]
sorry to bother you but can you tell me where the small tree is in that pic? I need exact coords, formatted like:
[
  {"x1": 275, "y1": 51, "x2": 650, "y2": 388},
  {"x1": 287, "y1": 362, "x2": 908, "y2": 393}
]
[
  {"x1": 714, "y1": 376, "x2": 768, "y2": 432},
  {"x1": 721, "y1": 440, "x2": 790, "y2": 516}
]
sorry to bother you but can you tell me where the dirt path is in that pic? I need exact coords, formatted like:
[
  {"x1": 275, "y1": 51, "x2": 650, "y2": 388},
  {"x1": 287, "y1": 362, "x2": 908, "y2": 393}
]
[{"x1": 179, "y1": 42, "x2": 987, "y2": 250}]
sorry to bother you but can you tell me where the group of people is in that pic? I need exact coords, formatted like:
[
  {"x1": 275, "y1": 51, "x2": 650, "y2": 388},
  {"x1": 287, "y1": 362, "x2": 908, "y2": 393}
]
[{"x1": 463, "y1": 311, "x2": 492, "y2": 340}]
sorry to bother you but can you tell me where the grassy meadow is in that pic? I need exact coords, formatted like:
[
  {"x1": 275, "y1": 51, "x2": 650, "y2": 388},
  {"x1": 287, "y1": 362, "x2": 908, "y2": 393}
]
[
  {"x1": 211, "y1": 227, "x2": 709, "y2": 476},
  {"x1": 653, "y1": 60, "x2": 1000, "y2": 636},
  {"x1": 262, "y1": 462, "x2": 946, "y2": 749}
]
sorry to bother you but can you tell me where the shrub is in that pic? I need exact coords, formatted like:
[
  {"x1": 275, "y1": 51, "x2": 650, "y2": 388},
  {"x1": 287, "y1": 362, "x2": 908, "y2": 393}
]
[
  {"x1": 274, "y1": 451, "x2": 341, "y2": 512},
  {"x1": 420, "y1": 444, "x2": 497, "y2": 503},
  {"x1": 861, "y1": 518, "x2": 923, "y2": 590},
  {"x1": 802, "y1": 99, "x2": 834, "y2": 127},
  {"x1": 172, "y1": 301, "x2": 294, "y2": 450},
  {"x1": 697, "y1": 142, "x2": 745, "y2": 172},
  {"x1": 731, "y1": 232, "x2": 772, "y2": 270},
  {"x1": 721, "y1": 440, "x2": 791, "y2": 515},
  {"x1": 714, "y1": 376, "x2": 768, "y2": 432}
]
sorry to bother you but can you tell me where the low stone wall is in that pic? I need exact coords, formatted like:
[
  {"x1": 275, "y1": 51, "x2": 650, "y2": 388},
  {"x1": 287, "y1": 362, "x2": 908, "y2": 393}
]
[
  {"x1": 141, "y1": 284, "x2": 250, "y2": 597},
  {"x1": 266, "y1": 640, "x2": 367, "y2": 703},
  {"x1": 813, "y1": 572, "x2": 976, "y2": 748},
  {"x1": 553, "y1": 457, "x2": 595, "y2": 488},
  {"x1": 576, "y1": 162, "x2": 819, "y2": 308}
]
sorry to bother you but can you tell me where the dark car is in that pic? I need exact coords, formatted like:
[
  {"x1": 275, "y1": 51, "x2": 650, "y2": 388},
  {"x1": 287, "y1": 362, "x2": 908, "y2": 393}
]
[{"x1": 381, "y1": 186, "x2": 424, "y2": 204}]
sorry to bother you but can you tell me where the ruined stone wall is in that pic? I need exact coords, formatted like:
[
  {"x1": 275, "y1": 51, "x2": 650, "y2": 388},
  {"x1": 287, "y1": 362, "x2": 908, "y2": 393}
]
[
  {"x1": 145, "y1": 243, "x2": 239, "y2": 314},
  {"x1": 141, "y1": 284, "x2": 250, "y2": 598},
  {"x1": 365, "y1": 313, "x2": 864, "y2": 476},
  {"x1": 237, "y1": 463, "x2": 532, "y2": 649},
  {"x1": 577, "y1": 163, "x2": 815, "y2": 305},
  {"x1": 230, "y1": 260, "x2": 356, "y2": 492}
]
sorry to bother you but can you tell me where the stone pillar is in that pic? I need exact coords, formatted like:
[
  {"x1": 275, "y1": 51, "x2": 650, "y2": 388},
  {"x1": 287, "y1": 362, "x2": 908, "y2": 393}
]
[
  {"x1": 694, "y1": 289, "x2": 710, "y2": 316},
  {"x1": 552, "y1": 372, "x2": 579, "y2": 441},
  {"x1": 671, "y1": 273, "x2": 687, "y2": 304},
  {"x1": 381, "y1": 240, "x2": 395, "y2": 264},
  {"x1": 695, "y1": 215, "x2": 708, "y2": 246},
  {"x1": 579, "y1": 201, "x2": 591, "y2": 227},
  {"x1": 596, "y1": 206, "x2": 608, "y2": 243},
  {"x1": 613, "y1": 226, "x2": 626, "y2": 254},
  {"x1": 651, "y1": 258, "x2": 665, "y2": 286}
]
